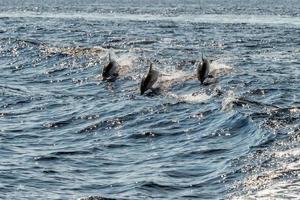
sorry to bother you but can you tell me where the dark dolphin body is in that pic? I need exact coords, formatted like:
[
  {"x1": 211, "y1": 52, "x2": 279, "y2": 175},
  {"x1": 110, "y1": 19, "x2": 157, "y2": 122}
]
[
  {"x1": 102, "y1": 53, "x2": 119, "y2": 81},
  {"x1": 197, "y1": 56, "x2": 211, "y2": 84},
  {"x1": 140, "y1": 63, "x2": 159, "y2": 95}
]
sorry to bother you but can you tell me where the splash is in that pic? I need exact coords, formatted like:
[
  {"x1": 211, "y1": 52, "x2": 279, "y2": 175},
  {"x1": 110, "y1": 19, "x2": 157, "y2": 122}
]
[
  {"x1": 167, "y1": 92, "x2": 211, "y2": 104},
  {"x1": 94, "y1": 52, "x2": 140, "y2": 80},
  {"x1": 289, "y1": 107, "x2": 300, "y2": 114},
  {"x1": 157, "y1": 70, "x2": 192, "y2": 90},
  {"x1": 116, "y1": 54, "x2": 136, "y2": 67},
  {"x1": 210, "y1": 60, "x2": 233, "y2": 77},
  {"x1": 210, "y1": 60, "x2": 232, "y2": 70},
  {"x1": 221, "y1": 90, "x2": 236, "y2": 111},
  {"x1": 115, "y1": 53, "x2": 140, "y2": 78}
]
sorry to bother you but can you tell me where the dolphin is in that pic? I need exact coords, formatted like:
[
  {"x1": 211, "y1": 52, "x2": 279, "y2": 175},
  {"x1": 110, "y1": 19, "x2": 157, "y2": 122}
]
[
  {"x1": 140, "y1": 62, "x2": 159, "y2": 95},
  {"x1": 197, "y1": 54, "x2": 212, "y2": 84},
  {"x1": 102, "y1": 53, "x2": 119, "y2": 81}
]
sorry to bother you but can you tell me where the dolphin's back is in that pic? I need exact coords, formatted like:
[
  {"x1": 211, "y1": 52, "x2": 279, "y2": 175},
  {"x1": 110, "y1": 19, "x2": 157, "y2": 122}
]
[
  {"x1": 147, "y1": 69, "x2": 159, "y2": 88},
  {"x1": 197, "y1": 59, "x2": 210, "y2": 84},
  {"x1": 140, "y1": 65, "x2": 159, "y2": 94},
  {"x1": 102, "y1": 60, "x2": 118, "y2": 80}
]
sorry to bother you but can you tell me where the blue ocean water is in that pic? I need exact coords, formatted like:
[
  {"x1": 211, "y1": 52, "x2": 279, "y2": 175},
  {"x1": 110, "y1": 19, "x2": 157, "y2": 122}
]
[{"x1": 0, "y1": 0, "x2": 299, "y2": 199}]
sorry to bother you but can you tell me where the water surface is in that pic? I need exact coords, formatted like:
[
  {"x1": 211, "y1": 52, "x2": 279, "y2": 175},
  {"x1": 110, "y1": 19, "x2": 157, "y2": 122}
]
[{"x1": 0, "y1": 0, "x2": 299, "y2": 199}]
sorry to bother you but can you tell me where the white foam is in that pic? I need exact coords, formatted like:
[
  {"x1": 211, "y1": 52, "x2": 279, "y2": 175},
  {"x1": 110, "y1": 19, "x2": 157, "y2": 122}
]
[
  {"x1": 116, "y1": 54, "x2": 137, "y2": 67},
  {"x1": 208, "y1": 60, "x2": 234, "y2": 78},
  {"x1": 210, "y1": 61, "x2": 233, "y2": 71},
  {"x1": 168, "y1": 92, "x2": 211, "y2": 104},
  {"x1": 107, "y1": 53, "x2": 139, "y2": 77},
  {"x1": 160, "y1": 70, "x2": 190, "y2": 81},
  {"x1": 290, "y1": 108, "x2": 300, "y2": 113},
  {"x1": 156, "y1": 70, "x2": 193, "y2": 90},
  {"x1": 1, "y1": 12, "x2": 299, "y2": 27},
  {"x1": 221, "y1": 90, "x2": 236, "y2": 111}
]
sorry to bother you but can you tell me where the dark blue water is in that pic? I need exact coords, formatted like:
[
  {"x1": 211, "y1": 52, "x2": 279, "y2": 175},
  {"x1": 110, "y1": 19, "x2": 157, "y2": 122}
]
[{"x1": 0, "y1": 0, "x2": 299, "y2": 199}]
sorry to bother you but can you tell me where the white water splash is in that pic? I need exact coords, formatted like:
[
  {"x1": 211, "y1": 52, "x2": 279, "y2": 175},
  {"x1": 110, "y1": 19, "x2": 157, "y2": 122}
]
[
  {"x1": 210, "y1": 60, "x2": 232, "y2": 71},
  {"x1": 116, "y1": 53, "x2": 137, "y2": 67},
  {"x1": 160, "y1": 70, "x2": 189, "y2": 81},
  {"x1": 157, "y1": 70, "x2": 192, "y2": 90},
  {"x1": 210, "y1": 60, "x2": 233, "y2": 77},
  {"x1": 112, "y1": 53, "x2": 140, "y2": 78},
  {"x1": 167, "y1": 92, "x2": 211, "y2": 104},
  {"x1": 290, "y1": 107, "x2": 300, "y2": 113},
  {"x1": 222, "y1": 90, "x2": 236, "y2": 111}
]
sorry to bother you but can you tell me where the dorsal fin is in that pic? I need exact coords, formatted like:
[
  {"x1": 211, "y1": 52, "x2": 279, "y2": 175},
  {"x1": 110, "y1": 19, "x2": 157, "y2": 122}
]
[
  {"x1": 148, "y1": 62, "x2": 153, "y2": 73},
  {"x1": 202, "y1": 52, "x2": 204, "y2": 62},
  {"x1": 108, "y1": 52, "x2": 112, "y2": 62}
]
